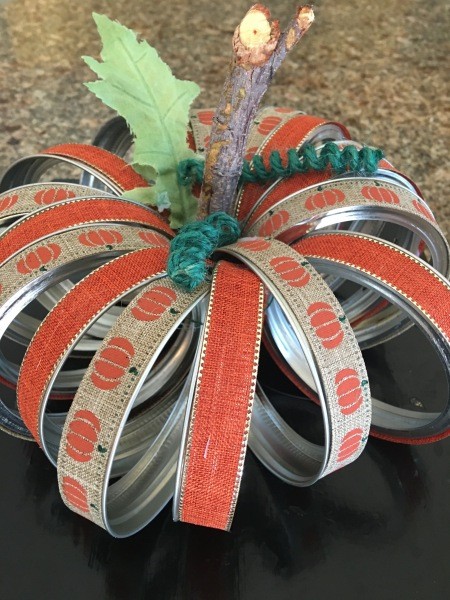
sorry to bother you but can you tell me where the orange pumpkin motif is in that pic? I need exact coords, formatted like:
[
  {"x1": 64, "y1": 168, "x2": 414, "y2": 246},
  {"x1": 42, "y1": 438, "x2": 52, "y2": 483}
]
[
  {"x1": 270, "y1": 256, "x2": 310, "y2": 287},
  {"x1": 413, "y1": 199, "x2": 435, "y2": 221},
  {"x1": 137, "y1": 230, "x2": 168, "y2": 247},
  {"x1": 257, "y1": 116, "x2": 282, "y2": 135},
  {"x1": 61, "y1": 477, "x2": 89, "y2": 513},
  {"x1": 307, "y1": 301, "x2": 344, "y2": 349},
  {"x1": 274, "y1": 107, "x2": 295, "y2": 113},
  {"x1": 78, "y1": 228, "x2": 124, "y2": 248},
  {"x1": 0, "y1": 194, "x2": 19, "y2": 212},
  {"x1": 91, "y1": 337, "x2": 135, "y2": 391},
  {"x1": 187, "y1": 130, "x2": 196, "y2": 151},
  {"x1": 16, "y1": 243, "x2": 62, "y2": 275},
  {"x1": 361, "y1": 185, "x2": 400, "y2": 204},
  {"x1": 335, "y1": 369, "x2": 363, "y2": 415},
  {"x1": 66, "y1": 410, "x2": 101, "y2": 463},
  {"x1": 304, "y1": 188, "x2": 346, "y2": 211},
  {"x1": 131, "y1": 286, "x2": 178, "y2": 321},
  {"x1": 197, "y1": 110, "x2": 215, "y2": 126},
  {"x1": 236, "y1": 238, "x2": 271, "y2": 252},
  {"x1": 337, "y1": 428, "x2": 364, "y2": 462},
  {"x1": 258, "y1": 210, "x2": 291, "y2": 237},
  {"x1": 34, "y1": 188, "x2": 76, "y2": 206},
  {"x1": 244, "y1": 146, "x2": 259, "y2": 161}
]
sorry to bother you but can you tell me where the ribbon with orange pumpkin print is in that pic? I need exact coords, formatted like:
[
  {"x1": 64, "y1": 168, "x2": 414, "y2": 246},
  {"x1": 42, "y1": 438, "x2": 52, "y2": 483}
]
[
  {"x1": 216, "y1": 238, "x2": 372, "y2": 481},
  {"x1": 238, "y1": 237, "x2": 450, "y2": 478},
  {"x1": 261, "y1": 232, "x2": 450, "y2": 450},
  {"x1": 287, "y1": 232, "x2": 450, "y2": 443},
  {"x1": 0, "y1": 182, "x2": 117, "y2": 348},
  {"x1": 243, "y1": 178, "x2": 440, "y2": 245},
  {"x1": 0, "y1": 226, "x2": 170, "y2": 439},
  {"x1": 0, "y1": 182, "x2": 114, "y2": 228},
  {"x1": 0, "y1": 195, "x2": 173, "y2": 438},
  {"x1": 16, "y1": 245, "x2": 191, "y2": 457},
  {"x1": 53, "y1": 276, "x2": 208, "y2": 536},
  {"x1": 0, "y1": 195, "x2": 172, "y2": 266},
  {"x1": 244, "y1": 177, "x2": 449, "y2": 346}
]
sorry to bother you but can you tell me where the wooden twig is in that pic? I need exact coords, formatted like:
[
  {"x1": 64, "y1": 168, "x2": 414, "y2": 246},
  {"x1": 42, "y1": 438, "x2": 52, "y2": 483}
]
[{"x1": 198, "y1": 4, "x2": 314, "y2": 218}]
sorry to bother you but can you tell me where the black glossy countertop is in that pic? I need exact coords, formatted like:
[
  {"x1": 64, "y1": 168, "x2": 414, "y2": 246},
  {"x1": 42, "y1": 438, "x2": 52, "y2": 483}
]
[{"x1": 1, "y1": 328, "x2": 449, "y2": 600}]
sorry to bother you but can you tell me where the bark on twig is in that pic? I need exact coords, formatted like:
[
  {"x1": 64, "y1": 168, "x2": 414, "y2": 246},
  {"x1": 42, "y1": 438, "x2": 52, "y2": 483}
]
[{"x1": 198, "y1": 4, "x2": 314, "y2": 218}]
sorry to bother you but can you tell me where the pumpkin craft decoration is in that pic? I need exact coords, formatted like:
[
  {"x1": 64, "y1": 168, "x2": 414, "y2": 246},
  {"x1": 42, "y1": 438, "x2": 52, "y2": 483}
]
[{"x1": 0, "y1": 4, "x2": 448, "y2": 538}]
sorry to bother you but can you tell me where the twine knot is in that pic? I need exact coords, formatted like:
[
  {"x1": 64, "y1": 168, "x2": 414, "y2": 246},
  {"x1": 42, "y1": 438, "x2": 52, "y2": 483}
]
[{"x1": 167, "y1": 212, "x2": 241, "y2": 290}]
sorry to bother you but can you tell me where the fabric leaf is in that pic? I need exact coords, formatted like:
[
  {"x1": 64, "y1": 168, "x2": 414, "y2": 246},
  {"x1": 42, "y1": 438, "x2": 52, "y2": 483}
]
[{"x1": 84, "y1": 13, "x2": 201, "y2": 227}]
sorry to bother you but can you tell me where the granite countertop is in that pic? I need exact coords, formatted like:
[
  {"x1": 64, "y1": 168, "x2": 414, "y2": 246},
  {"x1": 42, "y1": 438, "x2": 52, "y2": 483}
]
[{"x1": 0, "y1": 0, "x2": 448, "y2": 234}]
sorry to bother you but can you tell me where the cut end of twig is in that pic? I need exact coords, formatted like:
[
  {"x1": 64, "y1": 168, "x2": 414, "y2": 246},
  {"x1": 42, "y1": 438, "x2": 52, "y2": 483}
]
[
  {"x1": 296, "y1": 5, "x2": 315, "y2": 31},
  {"x1": 284, "y1": 5, "x2": 315, "y2": 51},
  {"x1": 239, "y1": 4, "x2": 272, "y2": 47},
  {"x1": 234, "y1": 4, "x2": 280, "y2": 67}
]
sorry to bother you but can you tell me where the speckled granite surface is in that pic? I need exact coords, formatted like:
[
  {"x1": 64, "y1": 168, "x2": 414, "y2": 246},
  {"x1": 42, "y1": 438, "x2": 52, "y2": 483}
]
[{"x1": 0, "y1": 0, "x2": 448, "y2": 233}]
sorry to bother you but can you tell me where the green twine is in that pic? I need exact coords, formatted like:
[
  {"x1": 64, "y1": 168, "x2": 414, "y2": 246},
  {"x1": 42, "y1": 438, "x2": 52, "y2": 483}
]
[
  {"x1": 167, "y1": 212, "x2": 240, "y2": 291},
  {"x1": 170, "y1": 141, "x2": 384, "y2": 291},
  {"x1": 177, "y1": 142, "x2": 384, "y2": 189}
]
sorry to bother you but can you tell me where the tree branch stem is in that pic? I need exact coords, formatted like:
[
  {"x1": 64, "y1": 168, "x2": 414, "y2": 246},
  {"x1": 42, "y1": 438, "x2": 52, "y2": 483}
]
[{"x1": 198, "y1": 4, "x2": 314, "y2": 218}]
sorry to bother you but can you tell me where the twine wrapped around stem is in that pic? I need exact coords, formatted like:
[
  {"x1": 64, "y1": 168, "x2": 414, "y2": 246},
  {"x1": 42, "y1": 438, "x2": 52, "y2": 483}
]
[
  {"x1": 198, "y1": 4, "x2": 315, "y2": 218},
  {"x1": 177, "y1": 142, "x2": 384, "y2": 189}
]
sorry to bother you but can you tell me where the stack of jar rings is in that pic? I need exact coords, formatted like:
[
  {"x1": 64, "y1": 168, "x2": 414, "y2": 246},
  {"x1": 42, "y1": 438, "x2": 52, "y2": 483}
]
[
  {"x1": 91, "y1": 108, "x2": 434, "y2": 343},
  {"x1": 0, "y1": 175, "x2": 199, "y2": 443},
  {"x1": 88, "y1": 107, "x2": 450, "y2": 437},
  {"x1": 188, "y1": 107, "x2": 450, "y2": 440},
  {"x1": 0, "y1": 107, "x2": 447, "y2": 537}
]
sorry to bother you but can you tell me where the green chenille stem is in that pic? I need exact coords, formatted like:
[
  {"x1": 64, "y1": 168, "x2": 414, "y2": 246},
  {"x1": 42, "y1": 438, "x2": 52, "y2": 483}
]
[
  {"x1": 177, "y1": 142, "x2": 384, "y2": 189},
  {"x1": 169, "y1": 142, "x2": 384, "y2": 290}
]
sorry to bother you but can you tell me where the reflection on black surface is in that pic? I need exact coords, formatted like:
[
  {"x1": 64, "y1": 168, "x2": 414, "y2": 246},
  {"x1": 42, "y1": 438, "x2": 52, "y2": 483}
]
[
  {"x1": 8, "y1": 388, "x2": 427, "y2": 600},
  {"x1": 363, "y1": 324, "x2": 447, "y2": 413},
  {"x1": 0, "y1": 336, "x2": 448, "y2": 599}
]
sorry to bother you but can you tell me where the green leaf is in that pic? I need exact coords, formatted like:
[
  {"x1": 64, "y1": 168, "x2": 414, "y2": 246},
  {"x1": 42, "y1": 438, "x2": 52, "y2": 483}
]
[
  {"x1": 85, "y1": 13, "x2": 201, "y2": 227},
  {"x1": 122, "y1": 186, "x2": 156, "y2": 206}
]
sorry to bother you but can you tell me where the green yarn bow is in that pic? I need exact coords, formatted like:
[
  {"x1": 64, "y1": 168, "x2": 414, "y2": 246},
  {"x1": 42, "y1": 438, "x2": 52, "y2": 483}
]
[{"x1": 167, "y1": 212, "x2": 240, "y2": 291}]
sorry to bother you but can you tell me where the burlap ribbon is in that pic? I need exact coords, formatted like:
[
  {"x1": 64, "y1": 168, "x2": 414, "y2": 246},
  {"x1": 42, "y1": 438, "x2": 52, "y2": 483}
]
[{"x1": 0, "y1": 108, "x2": 448, "y2": 536}]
